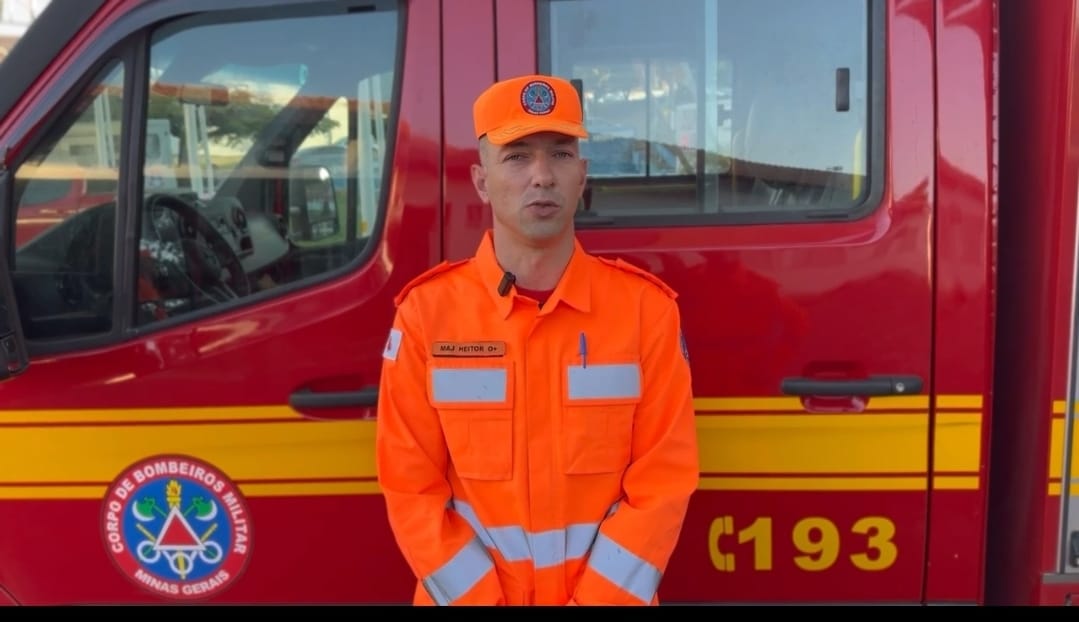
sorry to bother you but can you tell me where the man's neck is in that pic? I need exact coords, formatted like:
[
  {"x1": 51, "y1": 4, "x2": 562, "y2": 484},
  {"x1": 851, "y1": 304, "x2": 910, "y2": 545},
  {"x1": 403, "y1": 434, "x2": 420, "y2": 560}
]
[{"x1": 492, "y1": 229, "x2": 575, "y2": 291}]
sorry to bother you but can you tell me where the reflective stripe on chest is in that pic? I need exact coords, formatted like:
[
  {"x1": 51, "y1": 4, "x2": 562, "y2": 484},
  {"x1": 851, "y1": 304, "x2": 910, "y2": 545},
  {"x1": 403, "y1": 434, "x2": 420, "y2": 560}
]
[
  {"x1": 431, "y1": 368, "x2": 508, "y2": 402},
  {"x1": 567, "y1": 364, "x2": 641, "y2": 400}
]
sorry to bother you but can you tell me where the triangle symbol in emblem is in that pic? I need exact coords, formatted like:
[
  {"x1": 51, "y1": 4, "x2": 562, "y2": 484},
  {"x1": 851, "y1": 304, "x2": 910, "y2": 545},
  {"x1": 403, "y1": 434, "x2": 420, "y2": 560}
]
[{"x1": 156, "y1": 506, "x2": 205, "y2": 550}]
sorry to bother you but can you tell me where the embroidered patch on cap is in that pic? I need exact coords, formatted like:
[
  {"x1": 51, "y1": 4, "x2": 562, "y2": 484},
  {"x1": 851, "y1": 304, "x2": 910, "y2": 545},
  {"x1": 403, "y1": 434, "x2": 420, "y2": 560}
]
[
  {"x1": 383, "y1": 328, "x2": 402, "y2": 361},
  {"x1": 432, "y1": 341, "x2": 507, "y2": 357},
  {"x1": 520, "y1": 80, "x2": 556, "y2": 115}
]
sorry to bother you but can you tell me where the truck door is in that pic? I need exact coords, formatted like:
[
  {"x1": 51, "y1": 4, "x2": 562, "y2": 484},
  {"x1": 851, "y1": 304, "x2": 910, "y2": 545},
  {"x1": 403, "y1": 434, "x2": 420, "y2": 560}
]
[
  {"x1": 447, "y1": 0, "x2": 936, "y2": 603},
  {"x1": 0, "y1": 0, "x2": 438, "y2": 604}
]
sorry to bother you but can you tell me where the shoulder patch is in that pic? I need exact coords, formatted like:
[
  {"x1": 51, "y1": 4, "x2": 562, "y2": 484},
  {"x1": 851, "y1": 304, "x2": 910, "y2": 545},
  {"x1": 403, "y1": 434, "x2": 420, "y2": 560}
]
[
  {"x1": 394, "y1": 258, "x2": 470, "y2": 306},
  {"x1": 596, "y1": 256, "x2": 678, "y2": 299}
]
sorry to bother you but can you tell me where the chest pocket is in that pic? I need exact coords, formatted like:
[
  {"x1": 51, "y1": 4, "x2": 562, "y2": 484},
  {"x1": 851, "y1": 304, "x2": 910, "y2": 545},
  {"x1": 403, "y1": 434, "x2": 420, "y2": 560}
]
[
  {"x1": 562, "y1": 361, "x2": 641, "y2": 475},
  {"x1": 428, "y1": 359, "x2": 514, "y2": 481}
]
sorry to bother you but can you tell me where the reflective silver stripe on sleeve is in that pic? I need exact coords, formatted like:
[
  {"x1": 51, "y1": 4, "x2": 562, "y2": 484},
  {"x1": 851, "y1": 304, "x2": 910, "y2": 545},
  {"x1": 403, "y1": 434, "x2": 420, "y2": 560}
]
[
  {"x1": 567, "y1": 364, "x2": 641, "y2": 400},
  {"x1": 453, "y1": 499, "x2": 531, "y2": 562},
  {"x1": 532, "y1": 522, "x2": 601, "y2": 568},
  {"x1": 565, "y1": 521, "x2": 602, "y2": 561},
  {"x1": 431, "y1": 368, "x2": 507, "y2": 402},
  {"x1": 585, "y1": 532, "x2": 661, "y2": 604},
  {"x1": 452, "y1": 499, "x2": 604, "y2": 569},
  {"x1": 422, "y1": 537, "x2": 495, "y2": 605},
  {"x1": 450, "y1": 499, "x2": 496, "y2": 550}
]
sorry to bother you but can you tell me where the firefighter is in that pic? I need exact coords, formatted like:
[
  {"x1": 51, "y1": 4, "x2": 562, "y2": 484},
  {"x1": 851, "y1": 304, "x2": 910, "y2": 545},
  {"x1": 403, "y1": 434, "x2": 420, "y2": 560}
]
[{"x1": 375, "y1": 73, "x2": 700, "y2": 606}]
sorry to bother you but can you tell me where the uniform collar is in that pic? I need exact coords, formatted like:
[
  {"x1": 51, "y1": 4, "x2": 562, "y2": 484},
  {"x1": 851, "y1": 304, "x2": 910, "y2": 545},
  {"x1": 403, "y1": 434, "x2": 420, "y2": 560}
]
[{"x1": 473, "y1": 229, "x2": 592, "y2": 319}]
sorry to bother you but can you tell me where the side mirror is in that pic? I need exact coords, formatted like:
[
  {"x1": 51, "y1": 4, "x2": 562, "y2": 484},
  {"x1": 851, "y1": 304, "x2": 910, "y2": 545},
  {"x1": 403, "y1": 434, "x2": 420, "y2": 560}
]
[
  {"x1": 288, "y1": 165, "x2": 341, "y2": 244},
  {"x1": 0, "y1": 169, "x2": 30, "y2": 380}
]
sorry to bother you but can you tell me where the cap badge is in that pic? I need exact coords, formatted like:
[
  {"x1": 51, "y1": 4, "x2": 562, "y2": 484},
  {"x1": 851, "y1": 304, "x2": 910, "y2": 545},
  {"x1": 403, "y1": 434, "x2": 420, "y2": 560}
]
[{"x1": 521, "y1": 80, "x2": 556, "y2": 115}]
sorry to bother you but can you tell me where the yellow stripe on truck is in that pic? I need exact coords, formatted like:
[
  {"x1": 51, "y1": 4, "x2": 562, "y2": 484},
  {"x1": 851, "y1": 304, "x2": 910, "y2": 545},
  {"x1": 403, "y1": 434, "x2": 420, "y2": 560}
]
[
  {"x1": 0, "y1": 414, "x2": 374, "y2": 499},
  {"x1": 0, "y1": 399, "x2": 984, "y2": 499},
  {"x1": 933, "y1": 413, "x2": 982, "y2": 473},
  {"x1": 693, "y1": 396, "x2": 930, "y2": 411},
  {"x1": 697, "y1": 412, "x2": 981, "y2": 491},
  {"x1": 1049, "y1": 417, "x2": 1079, "y2": 491},
  {"x1": 697, "y1": 414, "x2": 930, "y2": 473},
  {"x1": 0, "y1": 406, "x2": 297, "y2": 424}
]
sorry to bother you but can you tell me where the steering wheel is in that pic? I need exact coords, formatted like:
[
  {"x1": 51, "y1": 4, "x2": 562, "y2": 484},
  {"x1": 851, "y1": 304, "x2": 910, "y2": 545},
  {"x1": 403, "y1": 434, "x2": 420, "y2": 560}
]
[{"x1": 145, "y1": 193, "x2": 252, "y2": 299}]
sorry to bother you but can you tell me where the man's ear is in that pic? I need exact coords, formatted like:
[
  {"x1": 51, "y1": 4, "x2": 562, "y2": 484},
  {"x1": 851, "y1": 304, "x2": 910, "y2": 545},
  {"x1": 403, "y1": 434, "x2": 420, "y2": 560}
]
[{"x1": 471, "y1": 162, "x2": 490, "y2": 203}]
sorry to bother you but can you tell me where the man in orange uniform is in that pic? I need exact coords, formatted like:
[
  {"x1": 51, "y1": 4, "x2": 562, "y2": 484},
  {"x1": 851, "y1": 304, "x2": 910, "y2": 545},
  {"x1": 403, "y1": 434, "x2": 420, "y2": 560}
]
[{"x1": 375, "y1": 73, "x2": 699, "y2": 606}]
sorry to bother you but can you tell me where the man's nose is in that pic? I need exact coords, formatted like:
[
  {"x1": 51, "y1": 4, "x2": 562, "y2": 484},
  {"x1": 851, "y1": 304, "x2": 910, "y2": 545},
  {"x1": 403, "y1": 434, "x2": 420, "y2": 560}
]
[{"x1": 530, "y1": 155, "x2": 556, "y2": 187}]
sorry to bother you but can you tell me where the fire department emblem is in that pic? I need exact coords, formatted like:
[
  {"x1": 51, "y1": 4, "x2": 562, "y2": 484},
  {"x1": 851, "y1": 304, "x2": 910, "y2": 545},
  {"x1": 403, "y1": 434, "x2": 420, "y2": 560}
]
[
  {"x1": 101, "y1": 455, "x2": 252, "y2": 600},
  {"x1": 521, "y1": 80, "x2": 556, "y2": 115}
]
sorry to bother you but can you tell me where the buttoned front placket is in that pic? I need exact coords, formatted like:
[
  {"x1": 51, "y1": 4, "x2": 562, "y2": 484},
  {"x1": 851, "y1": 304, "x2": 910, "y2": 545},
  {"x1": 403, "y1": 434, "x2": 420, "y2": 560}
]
[
  {"x1": 506, "y1": 294, "x2": 549, "y2": 603},
  {"x1": 506, "y1": 292, "x2": 578, "y2": 603},
  {"x1": 467, "y1": 231, "x2": 596, "y2": 604}
]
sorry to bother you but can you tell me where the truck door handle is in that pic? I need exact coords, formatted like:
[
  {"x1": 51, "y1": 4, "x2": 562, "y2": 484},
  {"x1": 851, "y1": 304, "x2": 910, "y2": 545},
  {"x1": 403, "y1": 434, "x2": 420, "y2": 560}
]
[
  {"x1": 289, "y1": 387, "x2": 379, "y2": 409},
  {"x1": 780, "y1": 375, "x2": 923, "y2": 396}
]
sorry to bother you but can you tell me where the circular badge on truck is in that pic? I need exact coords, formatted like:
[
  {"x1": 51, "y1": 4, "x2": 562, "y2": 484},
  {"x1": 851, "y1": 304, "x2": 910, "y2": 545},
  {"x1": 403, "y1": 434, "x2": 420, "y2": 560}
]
[{"x1": 101, "y1": 454, "x2": 253, "y2": 601}]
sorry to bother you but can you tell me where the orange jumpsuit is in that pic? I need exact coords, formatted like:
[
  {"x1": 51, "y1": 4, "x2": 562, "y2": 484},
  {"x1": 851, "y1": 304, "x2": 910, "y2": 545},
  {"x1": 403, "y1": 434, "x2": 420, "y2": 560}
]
[{"x1": 375, "y1": 230, "x2": 699, "y2": 605}]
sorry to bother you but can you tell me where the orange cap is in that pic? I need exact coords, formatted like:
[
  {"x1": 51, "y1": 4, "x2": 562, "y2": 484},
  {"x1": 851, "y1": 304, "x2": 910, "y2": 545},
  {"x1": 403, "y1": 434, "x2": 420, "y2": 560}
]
[{"x1": 473, "y1": 74, "x2": 589, "y2": 145}]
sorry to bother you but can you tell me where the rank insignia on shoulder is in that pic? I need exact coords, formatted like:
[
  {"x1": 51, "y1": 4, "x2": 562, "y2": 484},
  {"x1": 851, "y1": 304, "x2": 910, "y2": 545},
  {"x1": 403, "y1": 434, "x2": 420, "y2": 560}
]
[{"x1": 432, "y1": 341, "x2": 507, "y2": 357}]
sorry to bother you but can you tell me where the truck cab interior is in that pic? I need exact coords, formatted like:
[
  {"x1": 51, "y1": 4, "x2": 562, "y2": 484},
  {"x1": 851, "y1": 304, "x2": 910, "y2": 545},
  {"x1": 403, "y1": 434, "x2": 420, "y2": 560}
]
[{"x1": 7, "y1": 3, "x2": 399, "y2": 341}]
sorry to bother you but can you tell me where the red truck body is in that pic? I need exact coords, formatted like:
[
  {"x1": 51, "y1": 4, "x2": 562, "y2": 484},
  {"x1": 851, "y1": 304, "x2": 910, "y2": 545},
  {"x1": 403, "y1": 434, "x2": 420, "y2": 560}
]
[{"x1": 0, "y1": 0, "x2": 1075, "y2": 605}]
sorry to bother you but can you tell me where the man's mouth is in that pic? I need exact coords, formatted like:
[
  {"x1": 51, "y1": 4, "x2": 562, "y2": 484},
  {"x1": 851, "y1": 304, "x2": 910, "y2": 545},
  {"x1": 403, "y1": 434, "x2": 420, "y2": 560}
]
[{"x1": 527, "y1": 200, "x2": 560, "y2": 210}]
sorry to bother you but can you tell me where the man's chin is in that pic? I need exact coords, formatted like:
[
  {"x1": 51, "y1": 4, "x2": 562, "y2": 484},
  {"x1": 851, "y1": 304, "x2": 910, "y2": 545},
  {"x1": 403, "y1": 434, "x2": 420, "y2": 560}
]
[{"x1": 521, "y1": 221, "x2": 572, "y2": 244}]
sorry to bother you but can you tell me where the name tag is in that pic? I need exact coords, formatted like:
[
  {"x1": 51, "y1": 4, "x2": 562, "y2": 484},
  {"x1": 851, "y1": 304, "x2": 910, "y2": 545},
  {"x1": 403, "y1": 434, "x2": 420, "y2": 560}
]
[{"x1": 432, "y1": 341, "x2": 507, "y2": 357}]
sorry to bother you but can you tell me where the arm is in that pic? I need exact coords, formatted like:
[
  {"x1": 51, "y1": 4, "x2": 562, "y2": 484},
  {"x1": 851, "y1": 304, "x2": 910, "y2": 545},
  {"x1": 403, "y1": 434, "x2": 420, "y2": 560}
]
[
  {"x1": 375, "y1": 300, "x2": 505, "y2": 605},
  {"x1": 571, "y1": 299, "x2": 700, "y2": 605}
]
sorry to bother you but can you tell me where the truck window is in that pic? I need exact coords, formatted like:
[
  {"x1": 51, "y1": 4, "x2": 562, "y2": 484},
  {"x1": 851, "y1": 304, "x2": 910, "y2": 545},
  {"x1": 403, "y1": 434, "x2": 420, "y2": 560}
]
[
  {"x1": 538, "y1": 0, "x2": 877, "y2": 224},
  {"x1": 11, "y1": 61, "x2": 124, "y2": 340},
  {"x1": 7, "y1": 2, "x2": 401, "y2": 340},
  {"x1": 136, "y1": 7, "x2": 398, "y2": 325}
]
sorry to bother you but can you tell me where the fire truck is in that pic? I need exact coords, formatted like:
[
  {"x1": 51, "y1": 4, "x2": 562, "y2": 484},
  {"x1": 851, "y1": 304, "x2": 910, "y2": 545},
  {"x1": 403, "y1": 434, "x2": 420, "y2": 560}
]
[{"x1": 0, "y1": 0, "x2": 1074, "y2": 606}]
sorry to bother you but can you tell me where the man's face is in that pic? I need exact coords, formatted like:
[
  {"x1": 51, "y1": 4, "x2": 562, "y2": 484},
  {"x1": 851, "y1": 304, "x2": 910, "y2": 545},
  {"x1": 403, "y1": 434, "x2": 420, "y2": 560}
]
[{"x1": 471, "y1": 131, "x2": 588, "y2": 247}]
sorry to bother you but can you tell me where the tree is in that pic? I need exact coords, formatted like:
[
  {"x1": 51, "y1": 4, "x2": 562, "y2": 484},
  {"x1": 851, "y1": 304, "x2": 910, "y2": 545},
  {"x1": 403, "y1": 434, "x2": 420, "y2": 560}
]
[{"x1": 146, "y1": 89, "x2": 339, "y2": 151}]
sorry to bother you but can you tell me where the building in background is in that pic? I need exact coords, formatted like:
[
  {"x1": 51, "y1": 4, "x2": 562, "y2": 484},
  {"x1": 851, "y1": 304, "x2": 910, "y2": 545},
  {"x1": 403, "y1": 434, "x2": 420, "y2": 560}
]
[{"x1": 0, "y1": 0, "x2": 52, "y2": 62}]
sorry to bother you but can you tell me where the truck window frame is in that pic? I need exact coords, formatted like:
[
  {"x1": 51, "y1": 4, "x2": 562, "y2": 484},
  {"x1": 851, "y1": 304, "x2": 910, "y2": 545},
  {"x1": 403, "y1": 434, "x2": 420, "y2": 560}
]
[
  {"x1": 536, "y1": 0, "x2": 887, "y2": 228},
  {"x1": 0, "y1": 0, "x2": 405, "y2": 357}
]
